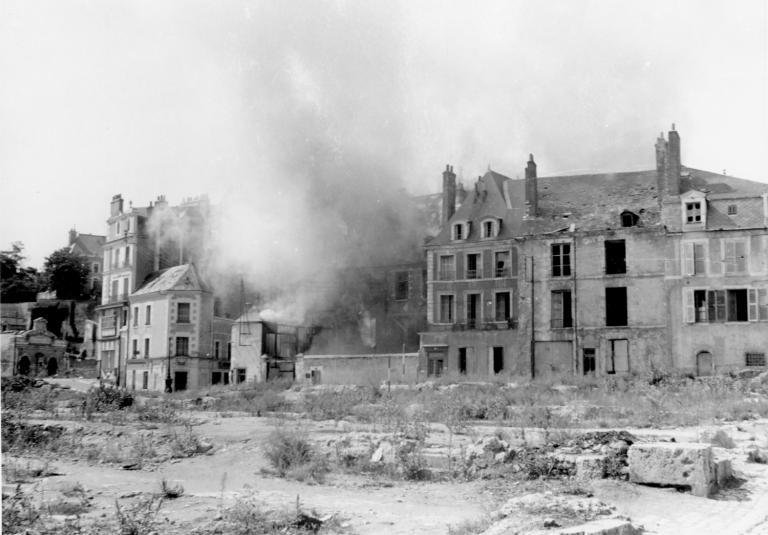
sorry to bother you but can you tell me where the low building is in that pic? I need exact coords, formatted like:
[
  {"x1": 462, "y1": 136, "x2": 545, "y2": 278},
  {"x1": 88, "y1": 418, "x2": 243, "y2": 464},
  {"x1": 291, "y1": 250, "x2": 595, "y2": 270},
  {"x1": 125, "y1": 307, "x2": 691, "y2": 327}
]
[{"x1": 1, "y1": 318, "x2": 67, "y2": 377}]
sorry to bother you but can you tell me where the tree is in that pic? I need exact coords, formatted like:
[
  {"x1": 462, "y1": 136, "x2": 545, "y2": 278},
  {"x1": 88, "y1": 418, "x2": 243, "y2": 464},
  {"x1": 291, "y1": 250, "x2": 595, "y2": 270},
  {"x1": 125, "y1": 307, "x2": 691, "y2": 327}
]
[
  {"x1": 0, "y1": 242, "x2": 44, "y2": 302},
  {"x1": 43, "y1": 248, "x2": 90, "y2": 300}
]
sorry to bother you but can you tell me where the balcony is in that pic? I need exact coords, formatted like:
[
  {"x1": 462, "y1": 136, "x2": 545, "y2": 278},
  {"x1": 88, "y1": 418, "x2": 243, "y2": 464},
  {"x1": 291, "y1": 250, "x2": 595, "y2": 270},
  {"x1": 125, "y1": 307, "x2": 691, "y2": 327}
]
[{"x1": 106, "y1": 293, "x2": 128, "y2": 304}]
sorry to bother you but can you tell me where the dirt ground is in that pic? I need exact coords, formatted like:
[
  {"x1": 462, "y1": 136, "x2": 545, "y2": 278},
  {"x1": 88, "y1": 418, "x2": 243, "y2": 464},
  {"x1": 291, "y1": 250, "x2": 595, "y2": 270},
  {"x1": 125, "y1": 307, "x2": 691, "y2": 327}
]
[{"x1": 3, "y1": 379, "x2": 768, "y2": 534}]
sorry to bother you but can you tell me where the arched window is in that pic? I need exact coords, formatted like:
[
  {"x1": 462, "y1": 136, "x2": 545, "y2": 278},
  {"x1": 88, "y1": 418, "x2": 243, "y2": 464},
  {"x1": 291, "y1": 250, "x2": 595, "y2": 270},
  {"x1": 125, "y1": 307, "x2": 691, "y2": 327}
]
[{"x1": 620, "y1": 211, "x2": 639, "y2": 227}]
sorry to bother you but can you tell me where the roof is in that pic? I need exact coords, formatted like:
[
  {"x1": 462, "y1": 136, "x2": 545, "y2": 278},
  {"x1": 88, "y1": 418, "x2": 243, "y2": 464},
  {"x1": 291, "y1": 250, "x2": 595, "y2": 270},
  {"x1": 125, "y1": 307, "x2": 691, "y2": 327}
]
[
  {"x1": 70, "y1": 234, "x2": 105, "y2": 257},
  {"x1": 428, "y1": 164, "x2": 767, "y2": 246},
  {"x1": 132, "y1": 264, "x2": 209, "y2": 296}
]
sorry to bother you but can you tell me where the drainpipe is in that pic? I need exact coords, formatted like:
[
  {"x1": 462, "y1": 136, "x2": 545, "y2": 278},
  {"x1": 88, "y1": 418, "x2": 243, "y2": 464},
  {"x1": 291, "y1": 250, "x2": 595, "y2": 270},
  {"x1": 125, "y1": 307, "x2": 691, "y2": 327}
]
[
  {"x1": 530, "y1": 256, "x2": 536, "y2": 379},
  {"x1": 571, "y1": 235, "x2": 579, "y2": 375}
]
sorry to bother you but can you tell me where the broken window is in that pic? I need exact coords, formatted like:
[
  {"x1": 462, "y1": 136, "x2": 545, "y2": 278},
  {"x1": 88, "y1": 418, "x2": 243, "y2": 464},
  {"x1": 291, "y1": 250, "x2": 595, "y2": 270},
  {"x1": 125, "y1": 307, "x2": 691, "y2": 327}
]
[
  {"x1": 438, "y1": 255, "x2": 455, "y2": 281},
  {"x1": 394, "y1": 271, "x2": 409, "y2": 300},
  {"x1": 621, "y1": 211, "x2": 639, "y2": 227},
  {"x1": 175, "y1": 336, "x2": 189, "y2": 356},
  {"x1": 605, "y1": 240, "x2": 626, "y2": 274},
  {"x1": 466, "y1": 293, "x2": 480, "y2": 328},
  {"x1": 551, "y1": 243, "x2": 571, "y2": 277},
  {"x1": 439, "y1": 294, "x2": 454, "y2": 323},
  {"x1": 583, "y1": 348, "x2": 596, "y2": 375},
  {"x1": 746, "y1": 352, "x2": 766, "y2": 367},
  {"x1": 686, "y1": 202, "x2": 702, "y2": 223},
  {"x1": 493, "y1": 347, "x2": 504, "y2": 374},
  {"x1": 605, "y1": 287, "x2": 628, "y2": 326},
  {"x1": 458, "y1": 347, "x2": 467, "y2": 374},
  {"x1": 466, "y1": 253, "x2": 480, "y2": 279},
  {"x1": 723, "y1": 240, "x2": 747, "y2": 274},
  {"x1": 495, "y1": 251, "x2": 510, "y2": 277},
  {"x1": 495, "y1": 291, "x2": 511, "y2": 322},
  {"x1": 177, "y1": 302, "x2": 191, "y2": 323},
  {"x1": 607, "y1": 339, "x2": 629, "y2": 374},
  {"x1": 551, "y1": 290, "x2": 573, "y2": 328}
]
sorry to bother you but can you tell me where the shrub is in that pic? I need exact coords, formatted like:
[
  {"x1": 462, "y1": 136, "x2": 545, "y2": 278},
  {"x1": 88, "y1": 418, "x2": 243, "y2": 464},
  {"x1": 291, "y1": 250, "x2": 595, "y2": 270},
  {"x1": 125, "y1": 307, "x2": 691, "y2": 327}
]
[
  {"x1": 263, "y1": 427, "x2": 328, "y2": 483},
  {"x1": 159, "y1": 478, "x2": 185, "y2": 499},
  {"x1": 114, "y1": 495, "x2": 163, "y2": 535},
  {"x1": 2, "y1": 485, "x2": 41, "y2": 533}
]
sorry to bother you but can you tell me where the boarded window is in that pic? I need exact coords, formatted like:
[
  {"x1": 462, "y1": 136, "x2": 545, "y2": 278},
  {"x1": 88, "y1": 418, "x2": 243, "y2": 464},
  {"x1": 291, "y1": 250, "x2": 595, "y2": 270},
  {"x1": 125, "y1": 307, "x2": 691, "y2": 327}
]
[
  {"x1": 605, "y1": 287, "x2": 628, "y2": 326},
  {"x1": 551, "y1": 290, "x2": 573, "y2": 328},
  {"x1": 605, "y1": 240, "x2": 626, "y2": 274},
  {"x1": 551, "y1": 243, "x2": 571, "y2": 277}
]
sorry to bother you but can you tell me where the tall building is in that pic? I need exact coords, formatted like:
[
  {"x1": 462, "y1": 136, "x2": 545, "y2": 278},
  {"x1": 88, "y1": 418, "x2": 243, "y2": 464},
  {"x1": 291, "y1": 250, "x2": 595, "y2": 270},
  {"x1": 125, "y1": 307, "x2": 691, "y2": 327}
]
[{"x1": 420, "y1": 127, "x2": 768, "y2": 378}]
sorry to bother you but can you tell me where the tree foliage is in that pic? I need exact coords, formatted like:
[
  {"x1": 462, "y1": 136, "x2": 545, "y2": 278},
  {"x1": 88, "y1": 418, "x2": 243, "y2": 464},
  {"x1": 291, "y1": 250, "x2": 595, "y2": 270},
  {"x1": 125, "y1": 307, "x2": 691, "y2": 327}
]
[
  {"x1": 0, "y1": 243, "x2": 43, "y2": 302},
  {"x1": 42, "y1": 248, "x2": 90, "y2": 300}
]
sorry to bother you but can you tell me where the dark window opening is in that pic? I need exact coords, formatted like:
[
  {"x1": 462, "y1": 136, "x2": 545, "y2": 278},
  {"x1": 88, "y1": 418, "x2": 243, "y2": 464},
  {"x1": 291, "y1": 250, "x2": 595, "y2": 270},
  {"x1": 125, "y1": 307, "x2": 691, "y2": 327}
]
[
  {"x1": 421, "y1": 269, "x2": 428, "y2": 298},
  {"x1": 605, "y1": 240, "x2": 626, "y2": 274},
  {"x1": 746, "y1": 352, "x2": 766, "y2": 367},
  {"x1": 236, "y1": 368, "x2": 246, "y2": 384},
  {"x1": 142, "y1": 371, "x2": 148, "y2": 390},
  {"x1": 394, "y1": 271, "x2": 409, "y2": 300},
  {"x1": 605, "y1": 287, "x2": 628, "y2": 326},
  {"x1": 686, "y1": 202, "x2": 702, "y2": 223},
  {"x1": 583, "y1": 348, "x2": 596, "y2": 375},
  {"x1": 551, "y1": 243, "x2": 571, "y2": 277},
  {"x1": 466, "y1": 293, "x2": 480, "y2": 328},
  {"x1": 454, "y1": 223, "x2": 464, "y2": 240},
  {"x1": 694, "y1": 290, "x2": 707, "y2": 322},
  {"x1": 495, "y1": 292, "x2": 511, "y2": 322},
  {"x1": 621, "y1": 211, "x2": 639, "y2": 227},
  {"x1": 495, "y1": 251, "x2": 510, "y2": 277},
  {"x1": 458, "y1": 348, "x2": 467, "y2": 374},
  {"x1": 707, "y1": 290, "x2": 726, "y2": 322},
  {"x1": 551, "y1": 290, "x2": 573, "y2": 329},
  {"x1": 144, "y1": 338, "x2": 150, "y2": 357},
  {"x1": 466, "y1": 253, "x2": 480, "y2": 279},
  {"x1": 428, "y1": 355, "x2": 444, "y2": 377},
  {"x1": 493, "y1": 346, "x2": 504, "y2": 374},
  {"x1": 727, "y1": 289, "x2": 748, "y2": 322}
]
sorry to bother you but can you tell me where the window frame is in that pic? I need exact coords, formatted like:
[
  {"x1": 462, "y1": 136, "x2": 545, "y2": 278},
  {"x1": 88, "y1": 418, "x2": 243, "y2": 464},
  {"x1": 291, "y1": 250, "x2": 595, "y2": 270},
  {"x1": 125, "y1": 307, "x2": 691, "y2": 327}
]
[
  {"x1": 494, "y1": 290, "x2": 512, "y2": 323},
  {"x1": 551, "y1": 289, "x2": 573, "y2": 329},
  {"x1": 393, "y1": 270, "x2": 410, "y2": 300},
  {"x1": 176, "y1": 302, "x2": 191, "y2": 324},
  {"x1": 438, "y1": 254, "x2": 456, "y2": 281},
  {"x1": 175, "y1": 336, "x2": 189, "y2": 356},
  {"x1": 604, "y1": 239, "x2": 627, "y2": 275},
  {"x1": 465, "y1": 251, "x2": 482, "y2": 280},
  {"x1": 437, "y1": 293, "x2": 456, "y2": 324},
  {"x1": 551, "y1": 243, "x2": 572, "y2": 278},
  {"x1": 605, "y1": 286, "x2": 628, "y2": 327},
  {"x1": 722, "y1": 239, "x2": 748, "y2": 275}
]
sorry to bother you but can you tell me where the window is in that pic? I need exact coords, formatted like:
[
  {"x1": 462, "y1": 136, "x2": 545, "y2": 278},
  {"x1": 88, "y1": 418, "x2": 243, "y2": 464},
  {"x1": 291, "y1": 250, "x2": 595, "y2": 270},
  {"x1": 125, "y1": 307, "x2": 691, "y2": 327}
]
[
  {"x1": 236, "y1": 368, "x2": 246, "y2": 384},
  {"x1": 111, "y1": 280, "x2": 119, "y2": 301},
  {"x1": 686, "y1": 289, "x2": 757, "y2": 323},
  {"x1": 124, "y1": 246, "x2": 131, "y2": 267},
  {"x1": 726, "y1": 289, "x2": 748, "y2": 322},
  {"x1": 686, "y1": 202, "x2": 702, "y2": 223},
  {"x1": 92, "y1": 263, "x2": 99, "y2": 274},
  {"x1": 551, "y1": 290, "x2": 573, "y2": 328},
  {"x1": 145, "y1": 305, "x2": 151, "y2": 325},
  {"x1": 438, "y1": 255, "x2": 455, "y2": 281},
  {"x1": 466, "y1": 253, "x2": 480, "y2": 279},
  {"x1": 607, "y1": 339, "x2": 629, "y2": 374},
  {"x1": 427, "y1": 355, "x2": 444, "y2": 377},
  {"x1": 727, "y1": 204, "x2": 738, "y2": 215},
  {"x1": 122, "y1": 278, "x2": 128, "y2": 298},
  {"x1": 133, "y1": 307, "x2": 138, "y2": 327},
  {"x1": 142, "y1": 371, "x2": 148, "y2": 390},
  {"x1": 458, "y1": 348, "x2": 468, "y2": 374},
  {"x1": 495, "y1": 251, "x2": 510, "y2": 278},
  {"x1": 177, "y1": 303, "x2": 191, "y2": 323},
  {"x1": 583, "y1": 348, "x2": 596, "y2": 375},
  {"x1": 605, "y1": 287, "x2": 628, "y2": 326},
  {"x1": 132, "y1": 338, "x2": 138, "y2": 358},
  {"x1": 439, "y1": 295, "x2": 454, "y2": 323},
  {"x1": 621, "y1": 211, "x2": 639, "y2": 227},
  {"x1": 495, "y1": 291, "x2": 511, "y2": 322},
  {"x1": 481, "y1": 219, "x2": 498, "y2": 238},
  {"x1": 144, "y1": 338, "x2": 150, "y2": 358},
  {"x1": 723, "y1": 240, "x2": 747, "y2": 274},
  {"x1": 708, "y1": 290, "x2": 726, "y2": 322},
  {"x1": 759, "y1": 289, "x2": 768, "y2": 321},
  {"x1": 683, "y1": 242, "x2": 707, "y2": 276},
  {"x1": 214, "y1": 340, "x2": 221, "y2": 359},
  {"x1": 175, "y1": 337, "x2": 189, "y2": 356},
  {"x1": 551, "y1": 243, "x2": 571, "y2": 277},
  {"x1": 605, "y1": 240, "x2": 626, "y2": 274},
  {"x1": 121, "y1": 309, "x2": 128, "y2": 327},
  {"x1": 492, "y1": 347, "x2": 504, "y2": 374},
  {"x1": 452, "y1": 222, "x2": 469, "y2": 240},
  {"x1": 421, "y1": 269, "x2": 428, "y2": 298},
  {"x1": 466, "y1": 293, "x2": 480, "y2": 328},
  {"x1": 227, "y1": 342, "x2": 232, "y2": 360},
  {"x1": 394, "y1": 271, "x2": 409, "y2": 300},
  {"x1": 746, "y1": 352, "x2": 766, "y2": 367}
]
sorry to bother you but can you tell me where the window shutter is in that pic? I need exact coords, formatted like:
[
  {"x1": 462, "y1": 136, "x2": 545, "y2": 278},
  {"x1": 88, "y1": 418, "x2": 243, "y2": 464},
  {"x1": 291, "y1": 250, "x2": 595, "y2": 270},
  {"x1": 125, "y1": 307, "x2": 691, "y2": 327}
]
[
  {"x1": 682, "y1": 243, "x2": 694, "y2": 276},
  {"x1": 707, "y1": 290, "x2": 717, "y2": 322},
  {"x1": 759, "y1": 289, "x2": 768, "y2": 321},
  {"x1": 684, "y1": 289, "x2": 695, "y2": 323},
  {"x1": 748, "y1": 289, "x2": 758, "y2": 321},
  {"x1": 735, "y1": 241, "x2": 747, "y2": 273},
  {"x1": 724, "y1": 240, "x2": 735, "y2": 273}
]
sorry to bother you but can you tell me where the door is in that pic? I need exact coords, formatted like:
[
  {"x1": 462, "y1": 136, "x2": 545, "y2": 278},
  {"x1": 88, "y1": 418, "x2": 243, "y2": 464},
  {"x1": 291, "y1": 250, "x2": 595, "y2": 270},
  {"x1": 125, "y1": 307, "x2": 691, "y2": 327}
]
[
  {"x1": 17, "y1": 356, "x2": 30, "y2": 375},
  {"x1": 174, "y1": 371, "x2": 188, "y2": 391},
  {"x1": 696, "y1": 351, "x2": 713, "y2": 376},
  {"x1": 47, "y1": 357, "x2": 58, "y2": 376}
]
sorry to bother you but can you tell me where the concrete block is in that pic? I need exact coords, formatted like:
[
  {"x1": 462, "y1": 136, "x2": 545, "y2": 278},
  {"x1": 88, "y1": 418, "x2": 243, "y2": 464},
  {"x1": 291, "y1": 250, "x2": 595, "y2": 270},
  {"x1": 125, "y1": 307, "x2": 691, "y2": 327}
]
[
  {"x1": 711, "y1": 457, "x2": 732, "y2": 488},
  {"x1": 628, "y1": 442, "x2": 713, "y2": 497},
  {"x1": 552, "y1": 453, "x2": 607, "y2": 479}
]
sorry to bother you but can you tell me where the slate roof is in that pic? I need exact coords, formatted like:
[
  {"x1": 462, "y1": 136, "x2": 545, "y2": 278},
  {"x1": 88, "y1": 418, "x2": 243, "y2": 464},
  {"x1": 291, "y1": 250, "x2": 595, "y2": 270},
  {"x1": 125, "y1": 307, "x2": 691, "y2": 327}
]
[
  {"x1": 132, "y1": 264, "x2": 209, "y2": 296},
  {"x1": 70, "y1": 234, "x2": 105, "y2": 257},
  {"x1": 428, "y1": 164, "x2": 767, "y2": 247}
]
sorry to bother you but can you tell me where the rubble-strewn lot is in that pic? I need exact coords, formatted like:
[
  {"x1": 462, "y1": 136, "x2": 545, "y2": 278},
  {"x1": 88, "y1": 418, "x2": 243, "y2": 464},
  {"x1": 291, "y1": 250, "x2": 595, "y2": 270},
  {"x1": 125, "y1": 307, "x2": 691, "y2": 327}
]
[{"x1": 3, "y1": 371, "x2": 768, "y2": 534}]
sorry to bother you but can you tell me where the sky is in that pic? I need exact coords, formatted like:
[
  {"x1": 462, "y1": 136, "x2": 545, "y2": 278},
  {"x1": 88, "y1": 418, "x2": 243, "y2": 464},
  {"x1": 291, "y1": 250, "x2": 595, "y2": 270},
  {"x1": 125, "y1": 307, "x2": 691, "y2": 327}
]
[{"x1": 1, "y1": 0, "x2": 767, "y2": 270}]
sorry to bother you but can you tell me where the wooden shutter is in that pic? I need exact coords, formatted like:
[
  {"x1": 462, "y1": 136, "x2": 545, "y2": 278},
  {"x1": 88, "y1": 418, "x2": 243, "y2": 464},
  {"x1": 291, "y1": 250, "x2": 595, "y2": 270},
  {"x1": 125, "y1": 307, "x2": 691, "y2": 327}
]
[
  {"x1": 758, "y1": 289, "x2": 768, "y2": 321},
  {"x1": 748, "y1": 289, "x2": 758, "y2": 321},
  {"x1": 682, "y1": 243, "x2": 694, "y2": 276},
  {"x1": 724, "y1": 240, "x2": 735, "y2": 273},
  {"x1": 735, "y1": 241, "x2": 747, "y2": 273},
  {"x1": 684, "y1": 289, "x2": 695, "y2": 323}
]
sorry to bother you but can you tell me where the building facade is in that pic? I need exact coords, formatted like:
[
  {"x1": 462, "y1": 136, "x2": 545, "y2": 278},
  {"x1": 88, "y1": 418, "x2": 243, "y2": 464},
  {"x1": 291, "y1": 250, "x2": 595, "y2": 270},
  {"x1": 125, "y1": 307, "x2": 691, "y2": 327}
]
[{"x1": 421, "y1": 128, "x2": 768, "y2": 378}]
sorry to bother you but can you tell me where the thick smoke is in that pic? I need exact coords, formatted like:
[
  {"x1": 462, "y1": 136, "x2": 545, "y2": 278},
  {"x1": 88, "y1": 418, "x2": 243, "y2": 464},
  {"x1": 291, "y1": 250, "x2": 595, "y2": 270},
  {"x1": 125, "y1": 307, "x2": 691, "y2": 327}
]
[{"x1": 193, "y1": 1, "x2": 423, "y2": 323}]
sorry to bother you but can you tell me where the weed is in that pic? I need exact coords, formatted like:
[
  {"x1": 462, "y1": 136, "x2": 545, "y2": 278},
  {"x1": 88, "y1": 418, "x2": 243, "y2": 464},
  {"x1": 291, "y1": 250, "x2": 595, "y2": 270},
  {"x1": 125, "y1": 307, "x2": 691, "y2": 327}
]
[
  {"x1": 263, "y1": 427, "x2": 329, "y2": 483},
  {"x1": 114, "y1": 495, "x2": 163, "y2": 535},
  {"x1": 159, "y1": 478, "x2": 185, "y2": 499},
  {"x1": 2, "y1": 484, "x2": 41, "y2": 533},
  {"x1": 169, "y1": 424, "x2": 209, "y2": 458}
]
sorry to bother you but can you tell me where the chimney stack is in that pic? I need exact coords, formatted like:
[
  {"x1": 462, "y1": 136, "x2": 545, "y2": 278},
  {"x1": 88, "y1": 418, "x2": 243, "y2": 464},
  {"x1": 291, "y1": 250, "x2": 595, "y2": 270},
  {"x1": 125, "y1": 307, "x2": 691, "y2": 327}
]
[
  {"x1": 68, "y1": 228, "x2": 77, "y2": 246},
  {"x1": 666, "y1": 124, "x2": 681, "y2": 195},
  {"x1": 442, "y1": 164, "x2": 456, "y2": 224},
  {"x1": 525, "y1": 154, "x2": 538, "y2": 217},
  {"x1": 110, "y1": 194, "x2": 124, "y2": 217}
]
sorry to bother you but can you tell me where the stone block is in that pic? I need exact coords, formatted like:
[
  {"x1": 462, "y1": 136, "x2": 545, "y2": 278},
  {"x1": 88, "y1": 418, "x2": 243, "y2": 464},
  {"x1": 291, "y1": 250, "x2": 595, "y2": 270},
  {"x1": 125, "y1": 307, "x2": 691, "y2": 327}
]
[
  {"x1": 711, "y1": 457, "x2": 732, "y2": 488},
  {"x1": 552, "y1": 453, "x2": 607, "y2": 479},
  {"x1": 628, "y1": 442, "x2": 713, "y2": 497}
]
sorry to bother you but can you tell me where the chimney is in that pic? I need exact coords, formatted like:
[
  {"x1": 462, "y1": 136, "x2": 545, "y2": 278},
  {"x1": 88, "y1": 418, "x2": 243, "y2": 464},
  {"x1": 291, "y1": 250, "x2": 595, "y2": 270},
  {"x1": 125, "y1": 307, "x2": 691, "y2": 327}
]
[
  {"x1": 110, "y1": 194, "x2": 124, "y2": 217},
  {"x1": 525, "y1": 154, "x2": 538, "y2": 217},
  {"x1": 456, "y1": 181, "x2": 467, "y2": 205},
  {"x1": 666, "y1": 124, "x2": 681, "y2": 195},
  {"x1": 155, "y1": 194, "x2": 168, "y2": 209},
  {"x1": 68, "y1": 228, "x2": 77, "y2": 246},
  {"x1": 442, "y1": 164, "x2": 456, "y2": 224}
]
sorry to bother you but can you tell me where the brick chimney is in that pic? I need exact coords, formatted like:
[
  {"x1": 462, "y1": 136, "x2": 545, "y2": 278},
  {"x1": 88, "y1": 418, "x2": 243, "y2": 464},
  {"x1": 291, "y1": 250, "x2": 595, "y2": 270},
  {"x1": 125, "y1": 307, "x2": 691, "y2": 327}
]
[
  {"x1": 442, "y1": 164, "x2": 456, "y2": 224},
  {"x1": 110, "y1": 194, "x2": 124, "y2": 217},
  {"x1": 666, "y1": 124, "x2": 681, "y2": 195},
  {"x1": 525, "y1": 154, "x2": 538, "y2": 217}
]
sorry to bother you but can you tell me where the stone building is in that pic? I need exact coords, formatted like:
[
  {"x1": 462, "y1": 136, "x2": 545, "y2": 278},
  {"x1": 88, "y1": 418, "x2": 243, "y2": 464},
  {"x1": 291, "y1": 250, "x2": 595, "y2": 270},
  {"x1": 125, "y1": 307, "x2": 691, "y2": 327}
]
[
  {"x1": 124, "y1": 263, "x2": 233, "y2": 392},
  {"x1": 1, "y1": 318, "x2": 67, "y2": 377},
  {"x1": 68, "y1": 229, "x2": 105, "y2": 294},
  {"x1": 421, "y1": 127, "x2": 767, "y2": 378}
]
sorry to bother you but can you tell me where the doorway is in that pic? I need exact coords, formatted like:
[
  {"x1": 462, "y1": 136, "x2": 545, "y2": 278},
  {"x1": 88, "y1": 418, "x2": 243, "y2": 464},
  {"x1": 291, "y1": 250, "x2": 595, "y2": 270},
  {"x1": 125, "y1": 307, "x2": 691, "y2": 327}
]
[
  {"x1": 46, "y1": 357, "x2": 58, "y2": 376},
  {"x1": 174, "y1": 371, "x2": 188, "y2": 391},
  {"x1": 17, "y1": 355, "x2": 30, "y2": 375},
  {"x1": 696, "y1": 351, "x2": 714, "y2": 376},
  {"x1": 492, "y1": 347, "x2": 504, "y2": 374}
]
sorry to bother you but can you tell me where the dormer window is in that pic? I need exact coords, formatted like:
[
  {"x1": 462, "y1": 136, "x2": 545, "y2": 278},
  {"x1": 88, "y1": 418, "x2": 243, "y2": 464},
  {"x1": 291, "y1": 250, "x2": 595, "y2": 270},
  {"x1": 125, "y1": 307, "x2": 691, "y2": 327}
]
[
  {"x1": 620, "y1": 211, "x2": 639, "y2": 228},
  {"x1": 452, "y1": 221, "x2": 470, "y2": 241},
  {"x1": 727, "y1": 204, "x2": 737, "y2": 215},
  {"x1": 481, "y1": 218, "x2": 500, "y2": 239},
  {"x1": 686, "y1": 202, "x2": 701, "y2": 223}
]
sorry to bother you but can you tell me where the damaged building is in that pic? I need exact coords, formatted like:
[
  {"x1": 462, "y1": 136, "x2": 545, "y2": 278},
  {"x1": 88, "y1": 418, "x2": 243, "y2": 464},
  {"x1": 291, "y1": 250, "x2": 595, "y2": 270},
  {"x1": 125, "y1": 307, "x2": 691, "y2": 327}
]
[{"x1": 421, "y1": 127, "x2": 768, "y2": 378}]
